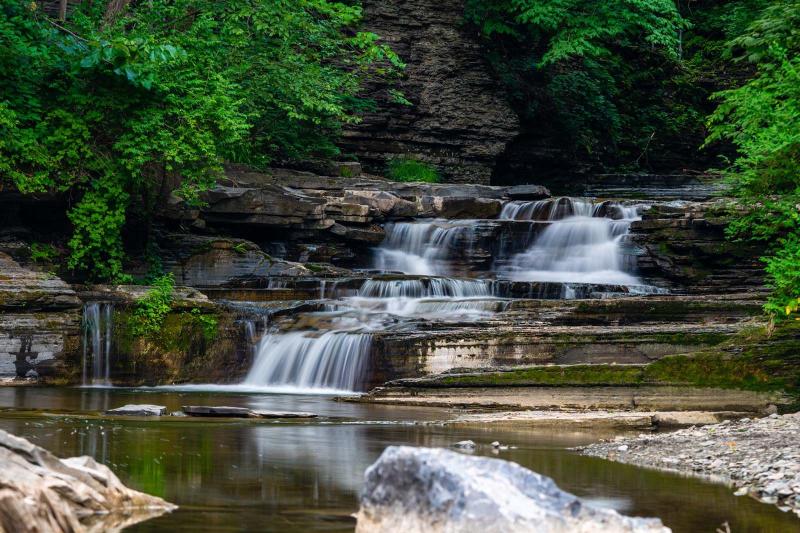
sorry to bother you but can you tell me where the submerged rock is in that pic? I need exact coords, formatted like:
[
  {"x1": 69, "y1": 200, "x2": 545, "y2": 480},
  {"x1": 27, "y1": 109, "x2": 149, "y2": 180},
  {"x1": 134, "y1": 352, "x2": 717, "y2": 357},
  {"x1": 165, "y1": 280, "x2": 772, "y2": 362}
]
[
  {"x1": 106, "y1": 404, "x2": 167, "y2": 416},
  {"x1": 182, "y1": 405, "x2": 252, "y2": 417},
  {"x1": 356, "y1": 446, "x2": 669, "y2": 533},
  {"x1": 181, "y1": 406, "x2": 317, "y2": 419},
  {"x1": 0, "y1": 429, "x2": 175, "y2": 532}
]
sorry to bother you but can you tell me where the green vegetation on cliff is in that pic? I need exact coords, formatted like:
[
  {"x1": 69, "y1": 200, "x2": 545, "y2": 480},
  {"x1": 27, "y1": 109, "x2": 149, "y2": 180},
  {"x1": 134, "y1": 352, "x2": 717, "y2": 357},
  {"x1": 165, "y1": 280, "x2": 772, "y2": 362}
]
[
  {"x1": 0, "y1": 1, "x2": 400, "y2": 280},
  {"x1": 704, "y1": 2, "x2": 800, "y2": 317}
]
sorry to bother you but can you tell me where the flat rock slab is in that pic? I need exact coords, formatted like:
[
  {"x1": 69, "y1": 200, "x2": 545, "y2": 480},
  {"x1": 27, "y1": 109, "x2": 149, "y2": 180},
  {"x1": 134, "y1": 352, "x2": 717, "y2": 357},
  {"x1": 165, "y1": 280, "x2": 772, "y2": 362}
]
[
  {"x1": 182, "y1": 406, "x2": 252, "y2": 417},
  {"x1": 181, "y1": 406, "x2": 317, "y2": 419},
  {"x1": 106, "y1": 404, "x2": 167, "y2": 416}
]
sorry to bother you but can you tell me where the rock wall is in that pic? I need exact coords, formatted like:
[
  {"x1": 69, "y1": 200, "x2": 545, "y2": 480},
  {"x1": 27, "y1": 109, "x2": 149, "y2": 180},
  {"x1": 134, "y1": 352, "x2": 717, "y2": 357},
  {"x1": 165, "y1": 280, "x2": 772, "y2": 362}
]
[{"x1": 339, "y1": 0, "x2": 520, "y2": 184}]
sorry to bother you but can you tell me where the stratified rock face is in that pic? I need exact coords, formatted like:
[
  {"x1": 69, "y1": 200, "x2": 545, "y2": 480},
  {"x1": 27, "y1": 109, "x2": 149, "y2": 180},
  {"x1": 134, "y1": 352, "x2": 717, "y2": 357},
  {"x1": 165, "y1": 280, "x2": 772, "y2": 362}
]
[
  {"x1": 0, "y1": 253, "x2": 81, "y2": 378},
  {"x1": 356, "y1": 446, "x2": 669, "y2": 533},
  {"x1": 0, "y1": 429, "x2": 175, "y2": 532},
  {"x1": 631, "y1": 201, "x2": 766, "y2": 292},
  {"x1": 340, "y1": 0, "x2": 520, "y2": 184}
]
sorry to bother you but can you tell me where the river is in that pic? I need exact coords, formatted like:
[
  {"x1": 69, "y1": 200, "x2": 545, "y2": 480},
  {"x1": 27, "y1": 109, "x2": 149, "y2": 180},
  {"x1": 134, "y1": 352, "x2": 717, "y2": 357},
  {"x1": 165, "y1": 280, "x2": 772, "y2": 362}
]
[{"x1": 0, "y1": 387, "x2": 795, "y2": 532}]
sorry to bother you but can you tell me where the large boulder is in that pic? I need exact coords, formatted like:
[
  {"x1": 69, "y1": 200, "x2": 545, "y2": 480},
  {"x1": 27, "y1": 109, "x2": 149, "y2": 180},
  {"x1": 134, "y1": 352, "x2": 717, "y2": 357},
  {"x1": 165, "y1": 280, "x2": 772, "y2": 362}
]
[
  {"x1": 356, "y1": 446, "x2": 669, "y2": 533},
  {"x1": 0, "y1": 429, "x2": 175, "y2": 532}
]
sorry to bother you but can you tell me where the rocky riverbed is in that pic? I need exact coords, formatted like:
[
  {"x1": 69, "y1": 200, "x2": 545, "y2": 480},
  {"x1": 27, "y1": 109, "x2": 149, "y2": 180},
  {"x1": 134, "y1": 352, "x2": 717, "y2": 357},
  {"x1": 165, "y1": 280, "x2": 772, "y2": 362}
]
[{"x1": 579, "y1": 413, "x2": 800, "y2": 517}]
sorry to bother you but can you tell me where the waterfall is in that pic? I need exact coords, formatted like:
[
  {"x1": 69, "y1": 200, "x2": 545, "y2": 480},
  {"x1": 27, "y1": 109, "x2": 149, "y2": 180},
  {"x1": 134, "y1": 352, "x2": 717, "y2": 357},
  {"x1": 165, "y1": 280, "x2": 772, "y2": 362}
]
[
  {"x1": 373, "y1": 220, "x2": 477, "y2": 275},
  {"x1": 244, "y1": 331, "x2": 371, "y2": 392},
  {"x1": 81, "y1": 302, "x2": 113, "y2": 386},
  {"x1": 496, "y1": 198, "x2": 643, "y2": 285},
  {"x1": 358, "y1": 278, "x2": 493, "y2": 298}
]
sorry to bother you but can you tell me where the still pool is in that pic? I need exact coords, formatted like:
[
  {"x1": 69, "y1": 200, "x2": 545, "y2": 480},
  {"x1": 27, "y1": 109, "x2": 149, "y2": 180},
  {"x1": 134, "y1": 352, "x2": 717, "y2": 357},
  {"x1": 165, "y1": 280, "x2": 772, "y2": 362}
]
[{"x1": 0, "y1": 387, "x2": 796, "y2": 532}]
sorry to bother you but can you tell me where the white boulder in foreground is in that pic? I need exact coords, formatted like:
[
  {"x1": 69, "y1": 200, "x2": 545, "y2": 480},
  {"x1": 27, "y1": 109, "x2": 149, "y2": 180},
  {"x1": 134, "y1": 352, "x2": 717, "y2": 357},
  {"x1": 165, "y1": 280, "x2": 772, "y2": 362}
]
[
  {"x1": 356, "y1": 446, "x2": 669, "y2": 533},
  {"x1": 0, "y1": 429, "x2": 176, "y2": 532}
]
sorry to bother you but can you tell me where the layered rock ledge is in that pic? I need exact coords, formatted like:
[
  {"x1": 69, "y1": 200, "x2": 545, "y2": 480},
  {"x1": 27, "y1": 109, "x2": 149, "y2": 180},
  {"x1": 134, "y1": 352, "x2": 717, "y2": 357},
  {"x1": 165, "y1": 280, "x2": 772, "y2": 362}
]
[
  {"x1": 579, "y1": 413, "x2": 800, "y2": 516},
  {"x1": 355, "y1": 446, "x2": 668, "y2": 532},
  {"x1": 0, "y1": 429, "x2": 175, "y2": 532}
]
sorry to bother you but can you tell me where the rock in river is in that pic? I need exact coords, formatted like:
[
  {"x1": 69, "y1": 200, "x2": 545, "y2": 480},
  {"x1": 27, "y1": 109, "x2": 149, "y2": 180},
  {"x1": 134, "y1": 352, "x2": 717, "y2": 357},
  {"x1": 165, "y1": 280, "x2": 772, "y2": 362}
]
[
  {"x1": 356, "y1": 446, "x2": 669, "y2": 533},
  {"x1": 106, "y1": 404, "x2": 167, "y2": 416},
  {"x1": 0, "y1": 429, "x2": 175, "y2": 532}
]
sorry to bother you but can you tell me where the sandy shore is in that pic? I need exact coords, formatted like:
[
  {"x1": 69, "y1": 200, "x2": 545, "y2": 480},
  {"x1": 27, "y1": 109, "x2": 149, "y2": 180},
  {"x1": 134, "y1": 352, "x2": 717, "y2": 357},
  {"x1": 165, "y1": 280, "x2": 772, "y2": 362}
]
[{"x1": 579, "y1": 413, "x2": 800, "y2": 516}]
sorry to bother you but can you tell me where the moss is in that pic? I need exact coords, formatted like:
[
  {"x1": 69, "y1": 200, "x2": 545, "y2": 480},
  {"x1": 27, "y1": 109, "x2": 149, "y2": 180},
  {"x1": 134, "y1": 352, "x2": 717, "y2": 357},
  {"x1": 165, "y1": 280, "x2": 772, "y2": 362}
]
[
  {"x1": 415, "y1": 322, "x2": 800, "y2": 398},
  {"x1": 111, "y1": 305, "x2": 238, "y2": 385}
]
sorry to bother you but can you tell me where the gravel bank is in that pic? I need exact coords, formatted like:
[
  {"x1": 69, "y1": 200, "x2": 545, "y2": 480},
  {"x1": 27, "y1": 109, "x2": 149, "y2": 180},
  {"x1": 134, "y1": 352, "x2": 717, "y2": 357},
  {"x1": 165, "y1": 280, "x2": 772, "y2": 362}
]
[{"x1": 579, "y1": 413, "x2": 800, "y2": 517}]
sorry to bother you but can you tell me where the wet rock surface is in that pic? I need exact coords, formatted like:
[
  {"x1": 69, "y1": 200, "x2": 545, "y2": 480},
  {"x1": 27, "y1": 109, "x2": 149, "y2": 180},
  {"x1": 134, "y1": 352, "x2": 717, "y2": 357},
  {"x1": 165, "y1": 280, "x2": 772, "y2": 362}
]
[
  {"x1": 106, "y1": 404, "x2": 167, "y2": 416},
  {"x1": 579, "y1": 413, "x2": 800, "y2": 516},
  {"x1": 355, "y1": 446, "x2": 669, "y2": 532},
  {"x1": 0, "y1": 429, "x2": 175, "y2": 532}
]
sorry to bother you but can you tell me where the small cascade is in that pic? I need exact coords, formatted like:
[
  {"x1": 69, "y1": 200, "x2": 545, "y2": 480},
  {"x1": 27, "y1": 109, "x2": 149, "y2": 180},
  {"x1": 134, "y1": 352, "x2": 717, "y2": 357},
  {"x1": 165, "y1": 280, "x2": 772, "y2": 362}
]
[
  {"x1": 496, "y1": 198, "x2": 644, "y2": 285},
  {"x1": 244, "y1": 331, "x2": 371, "y2": 392},
  {"x1": 373, "y1": 220, "x2": 477, "y2": 275},
  {"x1": 357, "y1": 278, "x2": 493, "y2": 298},
  {"x1": 81, "y1": 302, "x2": 114, "y2": 386}
]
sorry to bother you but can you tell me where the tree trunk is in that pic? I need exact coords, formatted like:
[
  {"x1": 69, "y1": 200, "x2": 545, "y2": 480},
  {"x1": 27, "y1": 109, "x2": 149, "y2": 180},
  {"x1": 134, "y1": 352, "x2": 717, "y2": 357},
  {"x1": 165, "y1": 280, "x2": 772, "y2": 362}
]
[{"x1": 58, "y1": 0, "x2": 68, "y2": 20}]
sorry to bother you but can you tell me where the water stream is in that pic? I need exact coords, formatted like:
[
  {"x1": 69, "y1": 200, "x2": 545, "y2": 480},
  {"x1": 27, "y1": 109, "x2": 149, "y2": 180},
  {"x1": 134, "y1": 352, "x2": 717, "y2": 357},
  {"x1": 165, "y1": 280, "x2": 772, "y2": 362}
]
[
  {"x1": 496, "y1": 198, "x2": 642, "y2": 284},
  {"x1": 81, "y1": 302, "x2": 114, "y2": 386},
  {"x1": 243, "y1": 197, "x2": 654, "y2": 393},
  {"x1": 0, "y1": 387, "x2": 794, "y2": 533}
]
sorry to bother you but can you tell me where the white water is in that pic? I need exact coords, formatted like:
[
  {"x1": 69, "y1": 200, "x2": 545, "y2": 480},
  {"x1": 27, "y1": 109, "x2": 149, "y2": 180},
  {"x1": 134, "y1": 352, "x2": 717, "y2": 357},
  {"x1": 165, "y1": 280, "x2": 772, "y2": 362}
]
[
  {"x1": 373, "y1": 220, "x2": 477, "y2": 275},
  {"x1": 244, "y1": 331, "x2": 372, "y2": 392},
  {"x1": 242, "y1": 197, "x2": 654, "y2": 393},
  {"x1": 82, "y1": 303, "x2": 113, "y2": 386},
  {"x1": 497, "y1": 198, "x2": 643, "y2": 285}
]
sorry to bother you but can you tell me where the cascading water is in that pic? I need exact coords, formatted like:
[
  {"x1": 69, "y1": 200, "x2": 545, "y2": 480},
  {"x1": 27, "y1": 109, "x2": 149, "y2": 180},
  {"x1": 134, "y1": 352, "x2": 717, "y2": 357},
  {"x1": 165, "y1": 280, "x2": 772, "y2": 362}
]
[
  {"x1": 373, "y1": 220, "x2": 477, "y2": 275},
  {"x1": 81, "y1": 302, "x2": 114, "y2": 386},
  {"x1": 240, "y1": 196, "x2": 659, "y2": 393},
  {"x1": 496, "y1": 198, "x2": 643, "y2": 285},
  {"x1": 244, "y1": 331, "x2": 371, "y2": 392}
]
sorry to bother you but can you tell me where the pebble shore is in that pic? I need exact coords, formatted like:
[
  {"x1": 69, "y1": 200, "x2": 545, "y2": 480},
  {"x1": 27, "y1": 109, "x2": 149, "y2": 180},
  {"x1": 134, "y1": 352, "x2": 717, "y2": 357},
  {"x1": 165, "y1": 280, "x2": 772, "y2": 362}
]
[{"x1": 579, "y1": 413, "x2": 800, "y2": 516}]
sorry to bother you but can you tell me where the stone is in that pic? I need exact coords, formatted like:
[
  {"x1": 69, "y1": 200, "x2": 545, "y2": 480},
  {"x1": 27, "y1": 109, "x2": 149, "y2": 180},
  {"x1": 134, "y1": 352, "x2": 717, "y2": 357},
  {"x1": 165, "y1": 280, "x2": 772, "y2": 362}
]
[
  {"x1": 329, "y1": 223, "x2": 386, "y2": 244},
  {"x1": 153, "y1": 234, "x2": 309, "y2": 286},
  {"x1": 339, "y1": 1, "x2": 521, "y2": 184},
  {"x1": 507, "y1": 184, "x2": 551, "y2": 200},
  {"x1": 0, "y1": 429, "x2": 175, "y2": 532},
  {"x1": 0, "y1": 253, "x2": 81, "y2": 379},
  {"x1": 106, "y1": 404, "x2": 167, "y2": 416},
  {"x1": 355, "y1": 446, "x2": 668, "y2": 532},
  {"x1": 182, "y1": 406, "x2": 253, "y2": 417},
  {"x1": 452, "y1": 440, "x2": 476, "y2": 450}
]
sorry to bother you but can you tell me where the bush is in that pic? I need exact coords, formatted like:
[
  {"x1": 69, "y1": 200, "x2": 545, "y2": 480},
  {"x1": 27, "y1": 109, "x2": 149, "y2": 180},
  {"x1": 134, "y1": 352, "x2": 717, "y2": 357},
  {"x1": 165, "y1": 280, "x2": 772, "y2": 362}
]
[
  {"x1": 386, "y1": 158, "x2": 440, "y2": 183},
  {"x1": 131, "y1": 274, "x2": 175, "y2": 337},
  {"x1": 29, "y1": 242, "x2": 58, "y2": 264}
]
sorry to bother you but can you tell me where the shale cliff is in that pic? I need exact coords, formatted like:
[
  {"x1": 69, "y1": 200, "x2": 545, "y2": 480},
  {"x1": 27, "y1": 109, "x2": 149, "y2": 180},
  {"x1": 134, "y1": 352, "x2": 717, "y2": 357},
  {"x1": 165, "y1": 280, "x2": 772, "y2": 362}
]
[{"x1": 340, "y1": 0, "x2": 520, "y2": 184}]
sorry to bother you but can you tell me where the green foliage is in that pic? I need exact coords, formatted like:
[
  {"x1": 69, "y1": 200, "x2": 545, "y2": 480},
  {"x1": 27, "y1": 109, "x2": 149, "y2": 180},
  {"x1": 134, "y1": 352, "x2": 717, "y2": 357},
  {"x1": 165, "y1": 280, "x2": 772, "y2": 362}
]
[
  {"x1": 190, "y1": 308, "x2": 219, "y2": 342},
  {"x1": 29, "y1": 242, "x2": 58, "y2": 264},
  {"x1": 131, "y1": 274, "x2": 175, "y2": 337},
  {"x1": 386, "y1": 157, "x2": 440, "y2": 183},
  {"x1": 231, "y1": 242, "x2": 249, "y2": 255},
  {"x1": 705, "y1": 2, "x2": 800, "y2": 317},
  {"x1": 465, "y1": 0, "x2": 686, "y2": 162},
  {"x1": 0, "y1": 1, "x2": 400, "y2": 281}
]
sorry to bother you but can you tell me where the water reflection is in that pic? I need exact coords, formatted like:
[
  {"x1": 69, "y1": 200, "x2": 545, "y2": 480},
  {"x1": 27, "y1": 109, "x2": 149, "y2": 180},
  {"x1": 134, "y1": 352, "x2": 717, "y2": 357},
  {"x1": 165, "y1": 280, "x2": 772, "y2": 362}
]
[{"x1": 0, "y1": 388, "x2": 796, "y2": 533}]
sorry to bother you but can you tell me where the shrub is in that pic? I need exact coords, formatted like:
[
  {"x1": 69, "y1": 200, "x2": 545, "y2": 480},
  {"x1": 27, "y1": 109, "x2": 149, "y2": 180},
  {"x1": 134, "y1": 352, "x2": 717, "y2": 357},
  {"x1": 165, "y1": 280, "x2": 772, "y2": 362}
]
[
  {"x1": 131, "y1": 274, "x2": 174, "y2": 337},
  {"x1": 386, "y1": 158, "x2": 440, "y2": 183},
  {"x1": 29, "y1": 242, "x2": 58, "y2": 264}
]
